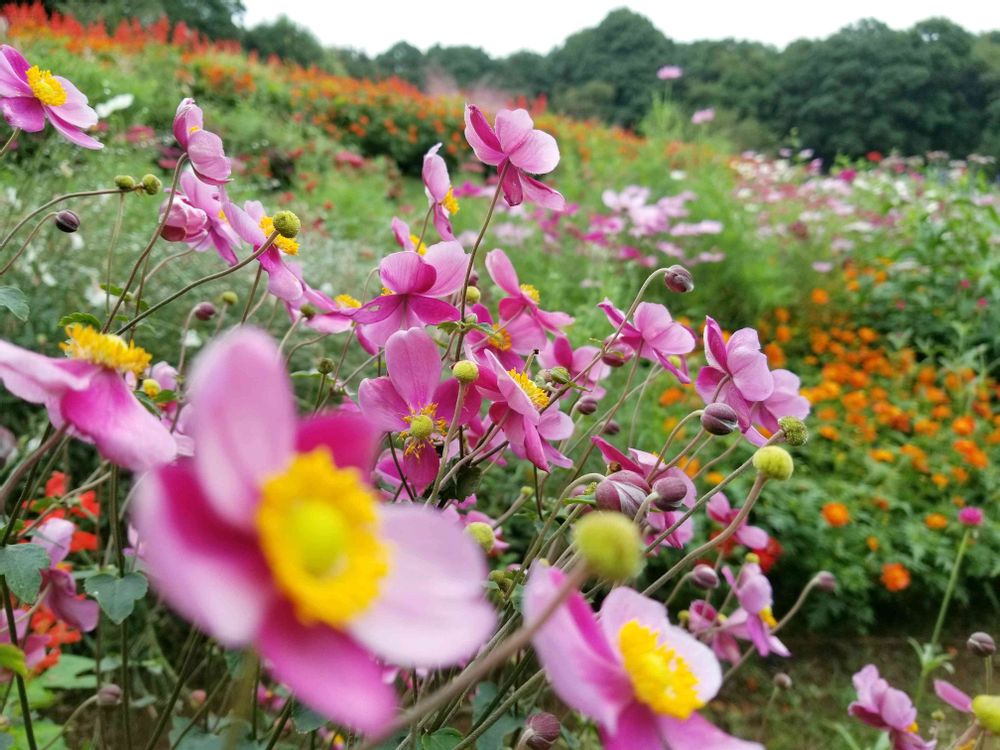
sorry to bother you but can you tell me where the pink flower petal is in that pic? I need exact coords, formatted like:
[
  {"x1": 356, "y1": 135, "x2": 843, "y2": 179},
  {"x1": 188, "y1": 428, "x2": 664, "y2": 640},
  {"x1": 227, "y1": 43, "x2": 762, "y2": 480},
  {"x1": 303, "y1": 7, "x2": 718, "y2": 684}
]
[
  {"x1": 464, "y1": 104, "x2": 504, "y2": 165},
  {"x1": 380, "y1": 251, "x2": 436, "y2": 295},
  {"x1": 601, "y1": 702, "x2": 663, "y2": 750},
  {"x1": 423, "y1": 241, "x2": 468, "y2": 297},
  {"x1": 358, "y1": 377, "x2": 409, "y2": 433},
  {"x1": 934, "y1": 679, "x2": 972, "y2": 713},
  {"x1": 295, "y1": 412, "x2": 378, "y2": 475},
  {"x1": 485, "y1": 249, "x2": 521, "y2": 297},
  {"x1": 519, "y1": 175, "x2": 566, "y2": 212},
  {"x1": 509, "y1": 129, "x2": 559, "y2": 175},
  {"x1": 659, "y1": 713, "x2": 764, "y2": 750},
  {"x1": 1, "y1": 96, "x2": 45, "y2": 132},
  {"x1": 384, "y1": 328, "x2": 441, "y2": 409},
  {"x1": 422, "y1": 143, "x2": 451, "y2": 202}
]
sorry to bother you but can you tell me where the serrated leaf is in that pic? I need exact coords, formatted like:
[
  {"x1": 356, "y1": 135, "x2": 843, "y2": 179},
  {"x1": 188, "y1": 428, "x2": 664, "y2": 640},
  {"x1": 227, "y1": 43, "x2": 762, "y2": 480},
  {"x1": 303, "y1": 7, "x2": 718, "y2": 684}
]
[
  {"x1": 0, "y1": 543, "x2": 50, "y2": 603},
  {"x1": 57, "y1": 312, "x2": 102, "y2": 329},
  {"x1": 0, "y1": 643, "x2": 26, "y2": 677},
  {"x1": 0, "y1": 286, "x2": 28, "y2": 322},
  {"x1": 84, "y1": 572, "x2": 148, "y2": 624},
  {"x1": 422, "y1": 728, "x2": 462, "y2": 750}
]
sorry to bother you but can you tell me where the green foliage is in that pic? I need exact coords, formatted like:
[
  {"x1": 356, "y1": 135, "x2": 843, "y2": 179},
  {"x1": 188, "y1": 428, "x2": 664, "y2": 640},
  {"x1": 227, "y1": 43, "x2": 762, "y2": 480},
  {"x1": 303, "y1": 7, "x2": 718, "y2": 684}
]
[
  {"x1": 85, "y1": 571, "x2": 149, "y2": 624},
  {"x1": 242, "y1": 14, "x2": 330, "y2": 70},
  {"x1": 0, "y1": 543, "x2": 50, "y2": 603},
  {"x1": 0, "y1": 286, "x2": 29, "y2": 321}
]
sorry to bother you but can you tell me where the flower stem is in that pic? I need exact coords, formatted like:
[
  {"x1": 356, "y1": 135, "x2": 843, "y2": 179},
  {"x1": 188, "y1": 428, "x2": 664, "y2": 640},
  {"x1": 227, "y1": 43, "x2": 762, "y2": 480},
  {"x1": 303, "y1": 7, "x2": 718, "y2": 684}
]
[
  {"x1": 241, "y1": 265, "x2": 264, "y2": 323},
  {"x1": 0, "y1": 188, "x2": 124, "y2": 255},
  {"x1": 0, "y1": 128, "x2": 20, "y2": 159},
  {"x1": 0, "y1": 425, "x2": 67, "y2": 526},
  {"x1": 1, "y1": 579, "x2": 37, "y2": 750},
  {"x1": 0, "y1": 211, "x2": 57, "y2": 276}
]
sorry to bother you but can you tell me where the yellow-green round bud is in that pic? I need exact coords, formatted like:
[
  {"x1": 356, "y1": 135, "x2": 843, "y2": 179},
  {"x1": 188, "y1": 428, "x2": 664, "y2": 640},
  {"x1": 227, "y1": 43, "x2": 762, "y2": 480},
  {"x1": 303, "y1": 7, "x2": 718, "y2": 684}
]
[
  {"x1": 406, "y1": 414, "x2": 434, "y2": 441},
  {"x1": 752, "y1": 445, "x2": 794, "y2": 481},
  {"x1": 220, "y1": 291, "x2": 238, "y2": 306},
  {"x1": 141, "y1": 174, "x2": 162, "y2": 195},
  {"x1": 466, "y1": 522, "x2": 495, "y2": 553},
  {"x1": 272, "y1": 210, "x2": 301, "y2": 238},
  {"x1": 452, "y1": 359, "x2": 480, "y2": 385},
  {"x1": 972, "y1": 695, "x2": 1000, "y2": 734},
  {"x1": 114, "y1": 175, "x2": 136, "y2": 191},
  {"x1": 572, "y1": 511, "x2": 643, "y2": 581},
  {"x1": 779, "y1": 416, "x2": 809, "y2": 446},
  {"x1": 930, "y1": 710, "x2": 945, "y2": 723},
  {"x1": 141, "y1": 378, "x2": 161, "y2": 398},
  {"x1": 465, "y1": 286, "x2": 481, "y2": 304},
  {"x1": 677, "y1": 610, "x2": 690, "y2": 624},
  {"x1": 745, "y1": 552, "x2": 760, "y2": 565},
  {"x1": 317, "y1": 357, "x2": 335, "y2": 375}
]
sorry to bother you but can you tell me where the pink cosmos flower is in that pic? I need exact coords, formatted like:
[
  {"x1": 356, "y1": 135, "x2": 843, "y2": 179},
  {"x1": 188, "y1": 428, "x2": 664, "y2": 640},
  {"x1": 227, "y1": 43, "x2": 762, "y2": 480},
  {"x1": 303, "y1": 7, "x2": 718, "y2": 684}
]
[
  {"x1": 173, "y1": 98, "x2": 231, "y2": 185},
  {"x1": 359, "y1": 328, "x2": 480, "y2": 494},
  {"x1": 422, "y1": 143, "x2": 459, "y2": 241},
  {"x1": 657, "y1": 65, "x2": 684, "y2": 80},
  {"x1": 223, "y1": 199, "x2": 306, "y2": 305},
  {"x1": 745, "y1": 369, "x2": 810, "y2": 446},
  {"x1": 132, "y1": 328, "x2": 495, "y2": 733},
  {"x1": 163, "y1": 171, "x2": 242, "y2": 265},
  {"x1": 696, "y1": 317, "x2": 774, "y2": 431},
  {"x1": 599, "y1": 299, "x2": 696, "y2": 383},
  {"x1": 0, "y1": 325, "x2": 176, "y2": 472},
  {"x1": 539, "y1": 334, "x2": 610, "y2": 400},
  {"x1": 849, "y1": 665, "x2": 935, "y2": 750},
  {"x1": 692, "y1": 108, "x2": 716, "y2": 125},
  {"x1": 353, "y1": 243, "x2": 468, "y2": 347},
  {"x1": 721, "y1": 563, "x2": 788, "y2": 658},
  {"x1": 464, "y1": 105, "x2": 565, "y2": 211},
  {"x1": 0, "y1": 45, "x2": 101, "y2": 149},
  {"x1": 486, "y1": 249, "x2": 573, "y2": 339},
  {"x1": 707, "y1": 493, "x2": 769, "y2": 550},
  {"x1": 525, "y1": 564, "x2": 763, "y2": 750},
  {"x1": 31, "y1": 517, "x2": 100, "y2": 632}
]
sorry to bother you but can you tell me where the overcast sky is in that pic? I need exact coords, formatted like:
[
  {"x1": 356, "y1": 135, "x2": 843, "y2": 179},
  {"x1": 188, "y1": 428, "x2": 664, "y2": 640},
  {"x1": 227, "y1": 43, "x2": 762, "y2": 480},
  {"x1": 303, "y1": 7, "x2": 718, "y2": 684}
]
[{"x1": 241, "y1": 1, "x2": 997, "y2": 56}]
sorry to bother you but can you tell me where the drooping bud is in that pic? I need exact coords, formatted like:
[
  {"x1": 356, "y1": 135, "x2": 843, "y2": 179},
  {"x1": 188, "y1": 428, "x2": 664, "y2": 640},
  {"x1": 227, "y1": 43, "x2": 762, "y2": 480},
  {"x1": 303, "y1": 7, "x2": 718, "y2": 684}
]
[
  {"x1": 779, "y1": 416, "x2": 809, "y2": 446},
  {"x1": 972, "y1": 695, "x2": 1000, "y2": 734},
  {"x1": 141, "y1": 174, "x2": 162, "y2": 195},
  {"x1": 97, "y1": 683, "x2": 123, "y2": 707},
  {"x1": 701, "y1": 403, "x2": 739, "y2": 435},
  {"x1": 54, "y1": 210, "x2": 80, "y2": 233},
  {"x1": 114, "y1": 175, "x2": 136, "y2": 191},
  {"x1": 572, "y1": 511, "x2": 643, "y2": 581},
  {"x1": 664, "y1": 264, "x2": 694, "y2": 293},
  {"x1": 602, "y1": 419, "x2": 621, "y2": 436},
  {"x1": 752, "y1": 445, "x2": 794, "y2": 481},
  {"x1": 466, "y1": 522, "x2": 495, "y2": 554},
  {"x1": 452, "y1": 359, "x2": 480, "y2": 384},
  {"x1": 774, "y1": 673, "x2": 793, "y2": 690},
  {"x1": 193, "y1": 301, "x2": 216, "y2": 321},
  {"x1": 221, "y1": 291, "x2": 238, "y2": 306},
  {"x1": 691, "y1": 564, "x2": 719, "y2": 589},
  {"x1": 651, "y1": 476, "x2": 689, "y2": 511},
  {"x1": 272, "y1": 210, "x2": 301, "y2": 238},
  {"x1": 464, "y1": 286, "x2": 481, "y2": 304},
  {"x1": 595, "y1": 471, "x2": 650, "y2": 517},
  {"x1": 813, "y1": 570, "x2": 837, "y2": 592},
  {"x1": 601, "y1": 339, "x2": 633, "y2": 368},
  {"x1": 576, "y1": 397, "x2": 598, "y2": 415},
  {"x1": 317, "y1": 357, "x2": 335, "y2": 375},
  {"x1": 968, "y1": 632, "x2": 996, "y2": 658},
  {"x1": 523, "y1": 712, "x2": 561, "y2": 750}
]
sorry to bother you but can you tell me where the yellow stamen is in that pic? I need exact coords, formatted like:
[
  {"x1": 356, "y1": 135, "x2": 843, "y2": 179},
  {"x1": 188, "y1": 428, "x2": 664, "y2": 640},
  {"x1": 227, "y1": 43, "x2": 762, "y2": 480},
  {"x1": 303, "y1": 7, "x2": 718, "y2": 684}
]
[
  {"x1": 259, "y1": 215, "x2": 300, "y2": 255},
  {"x1": 60, "y1": 324, "x2": 151, "y2": 377},
  {"x1": 758, "y1": 606, "x2": 778, "y2": 629},
  {"x1": 257, "y1": 448, "x2": 388, "y2": 627},
  {"x1": 619, "y1": 620, "x2": 704, "y2": 719},
  {"x1": 335, "y1": 294, "x2": 362, "y2": 309},
  {"x1": 408, "y1": 234, "x2": 427, "y2": 255},
  {"x1": 401, "y1": 404, "x2": 447, "y2": 457},
  {"x1": 442, "y1": 188, "x2": 459, "y2": 215},
  {"x1": 519, "y1": 284, "x2": 541, "y2": 304},
  {"x1": 507, "y1": 369, "x2": 549, "y2": 409},
  {"x1": 141, "y1": 378, "x2": 161, "y2": 398},
  {"x1": 26, "y1": 65, "x2": 66, "y2": 107},
  {"x1": 489, "y1": 324, "x2": 512, "y2": 352}
]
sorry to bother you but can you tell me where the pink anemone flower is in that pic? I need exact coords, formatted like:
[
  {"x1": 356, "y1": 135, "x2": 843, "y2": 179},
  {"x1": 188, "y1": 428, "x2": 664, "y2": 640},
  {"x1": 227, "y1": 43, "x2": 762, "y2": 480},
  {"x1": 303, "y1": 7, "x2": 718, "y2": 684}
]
[
  {"x1": 0, "y1": 44, "x2": 101, "y2": 149},
  {"x1": 696, "y1": 317, "x2": 774, "y2": 430},
  {"x1": 464, "y1": 304, "x2": 547, "y2": 370},
  {"x1": 132, "y1": 328, "x2": 495, "y2": 733},
  {"x1": 849, "y1": 665, "x2": 935, "y2": 750},
  {"x1": 745, "y1": 368, "x2": 810, "y2": 446},
  {"x1": 223, "y1": 199, "x2": 306, "y2": 306},
  {"x1": 485, "y1": 249, "x2": 573, "y2": 337},
  {"x1": 163, "y1": 171, "x2": 242, "y2": 265},
  {"x1": 0, "y1": 611, "x2": 48, "y2": 682},
  {"x1": 525, "y1": 564, "x2": 763, "y2": 750},
  {"x1": 172, "y1": 98, "x2": 231, "y2": 185},
  {"x1": 464, "y1": 105, "x2": 565, "y2": 211},
  {"x1": 31, "y1": 517, "x2": 100, "y2": 632},
  {"x1": 539, "y1": 334, "x2": 610, "y2": 400},
  {"x1": 687, "y1": 600, "x2": 741, "y2": 663},
  {"x1": 359, "y1": 328, "x2": 480, "y2": 494},
  {"x1": 599, "y1": 299, "x2": 696, "y2": 383},
  {"x1": 353, "y1": 243, "x2": 468, "y2": 347},
  {"x1": 0, "y1": 325, "x2": 176, "y2": 472},
  {"x1": 707, "y1": 493, "x2": 769, "y2": 550},
  {"x1": 721, "y1": 563, "x2": 788, "y2": 658},
  {"x1": 422, "y1": 143, "x2": 459, "y2": 241}
]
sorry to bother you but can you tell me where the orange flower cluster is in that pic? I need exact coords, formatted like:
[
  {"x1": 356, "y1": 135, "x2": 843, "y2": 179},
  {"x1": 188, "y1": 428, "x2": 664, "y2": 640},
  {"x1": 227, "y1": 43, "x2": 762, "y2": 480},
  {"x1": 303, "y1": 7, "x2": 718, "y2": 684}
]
[{"x1": 880, "y1": 563, "x2": 911, "y2": 592}]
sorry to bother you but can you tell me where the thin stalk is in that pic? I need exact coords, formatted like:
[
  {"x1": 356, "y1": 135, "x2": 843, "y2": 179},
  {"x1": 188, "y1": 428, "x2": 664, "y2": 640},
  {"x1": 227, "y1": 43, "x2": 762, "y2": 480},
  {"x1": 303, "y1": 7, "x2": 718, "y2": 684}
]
[
  {"x1": 0, "y1": 426, "x2": 67, "y2": 525},
  {"x1": 240, "y1": 265, "x2": 264, "y2": 323},
  {"x1": 105, "y1": 193, "x2": 127, "y2": 316},
  {"x1": 0, "y1": 211, "x2": 56, "y2": 276},
  {"x1": 0, "y1": 128, "x2": 20, "y2": 159},
  {"x1": 0, "y1": 188, "x2": 124, "y2": 255},
  {"x1": 40, "y1": 695, "x2": 98, "y2": 750},
  {"x1": 2, "y1": 580, "x2": 37, "y2": 749}
]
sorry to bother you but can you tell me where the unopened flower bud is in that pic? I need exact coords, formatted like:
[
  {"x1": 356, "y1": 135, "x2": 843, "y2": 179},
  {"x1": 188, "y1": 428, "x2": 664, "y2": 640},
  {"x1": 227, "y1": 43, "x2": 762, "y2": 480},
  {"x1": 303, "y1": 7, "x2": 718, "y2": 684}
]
[
  {"x1": 774, "y1": 673, "x2": 793, "y2": 690},
  {"x1": 813, "y1": 570, "x2": 837, "y2": 592},
  {"x1": 572, "y1": 511, "x2": 643, "y2": 581},
  {"x1": 189, "y1": 689, "x2": 207, "y2": 708},
  {"x1": 317, "y1": 357, "x2": 335, "y2": 375},
  {"x1": 523, "y1": 712, "x2": 561, "y2": 750},
  {"x1": 466, "y1": 522, "x2": 495, "y2": 553},
  {"x1": 931, "y1": 709, "x2": 946, "y2": 723},
  {"x1": 664, "y1": 264, "x2": 694, "y2": 293},
  {"x1": 468, "y1": 270, "x2": 479, "y2": 286},
  {"x1": 753, "y1": 445, "x2": 794, "y2": 481},
  {"x1": 779, "y1": 416, "x2": 808, "y2": 446},
  {"x1": 972, "y1": 695, "x2": 1000, "y2": 734},
  {"x1": 452, "y1": 360, "x2": 480, "y2": 384},
  {"x1": 701, "y1": 403, "x2": 739, "y2": 435},
  {"x1": 651, "y1": 476, "x2": 689, "y2": 511},
  {"x1": 97, "y1": 683, "x2": 122, "y2": 707},
  {"x1": 221, "y1": 291, "x2": 238, "y2": 306},
  {"x1": 272, "y1": 210, "x2": 301, "y2": 238},
  {"x1": 114, "y1": 175, "x2": 136, "y2": 191},
  {"x1": 677, "y1": 610, "x2": 690, "y2": 624},
  {"x1": 141, "y1": 174, "x2": 162, "y2": 195},
  {"x1": 576, "y1": 397, "x2": 598, "y2": 415},
  {"x1": 194, "y1": 301, "x2": 216, "y2": 321},
  {"x1": 141, "y1": 378, "x2": 161, "y2": 398},
  {"x1": 691, "y1": 564, "x2": 719, "y2": 589},
  {"x1": 601, "y1": 339, "x2": 633, "y2": 368},
  {"x1": 464, "y1": 286, "x2": 481, "y2": 304},
  {"x1": 55, "y1": 210, "x2": 80, "y2": 233},
  {"x1": 546, "y1": 367, "x2": 572, "y2": 385},
  {"x1": 488, "y1": 569, "x2": 513, "y2": 594},
  {"x1": 602, "y1": 419, "x2": 621, "y2": 436},
  {"x1": 745, "y1": 552, "x2": 760, "y2": 565},
  {"x1": 464, "y1": 314, "x2": 478, "y2": 324},
  {"x1": 968, "y1": 632, "x2": 996, "y2": 658},
  {"x1": 299, "y1": 303, "x2": 317, "y2": 319},
  {"x1": 595, "y1": 471, "x2": 648, "y2": 517}
]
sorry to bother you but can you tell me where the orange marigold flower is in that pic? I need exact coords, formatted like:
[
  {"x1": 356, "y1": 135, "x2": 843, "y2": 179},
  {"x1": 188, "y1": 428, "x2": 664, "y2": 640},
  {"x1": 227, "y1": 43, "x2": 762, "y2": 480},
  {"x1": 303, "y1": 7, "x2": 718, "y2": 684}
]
[
  {"x1": 869, "y1": 449, "x2": 895, "y2": 463},
  {"x1": 951, "y1": 496, "x2": 966, "y2": 507},
  {"x1": 810, "y1": 288, "x2": 830, "y2": 305},
  {"x1": 931, "y1": 473, "x2": 949, "y2": 489},
  {"x1": 822, "y1": 502, "x2": 850, "y2": 527},
  {"x1": 866, "y1": 536, "x2": 880, "y2": 552},
  {"x1": 924, "y1": 513, "x2": 948, "y2": 530},
  {"x1": 881, "y1": 563, "x2": 911, "y2": 592},
  {"x1": 951, "y1": 416, "x2": 975, "y2": 436},
  {"x1": 774, "y1": 307, "x2": 790, "y2": 323},
  {"x1": 818, "y1": 425, "x2": 840, "y2": 441}
]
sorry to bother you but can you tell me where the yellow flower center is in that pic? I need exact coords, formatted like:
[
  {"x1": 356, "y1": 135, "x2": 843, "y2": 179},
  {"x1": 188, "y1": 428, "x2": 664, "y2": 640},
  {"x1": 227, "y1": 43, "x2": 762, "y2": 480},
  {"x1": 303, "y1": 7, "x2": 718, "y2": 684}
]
[
  {"x1": 259, "y1": 215, "x2": 300, "y2": 255},
  {"x1": 442, "y1": 188, "x2": 460, "y2": 215},
  {"x1": 507, "y1": 369, "x2": 550, "y2": 409},
  {"x1": 26, "y1": 65, "x2": 67, "y2": 107},
  {"x1": 141, "y1": 378, "x2": 161, "y2": 398},
  {"x1": 489, "y1": 324, "x2": 512, "y2": 352},
  {"x1": 60, "y1": 324, "x2": 151, "y2": 377},
  {"x1": 335, "y1": 294, "x2": 362, "y2": 308},
  {"x1": 758, "y1": 606, "x2": 778, "y2": 629},
  {"x1": 408, "y1": 234, "x2": 427, "y2": 255},
  {"x1": 256, "y1": 448, "x2": 389, "y2": 627},
  {"x1": 618, "y1": 620, "x2": 704, "y2": 720},
  {"x1": 520, "y1": 284, "x2": 541, "y2": 304},
  {"x1": 401, "y1": 404, "x2": 448, "y2": 457}
]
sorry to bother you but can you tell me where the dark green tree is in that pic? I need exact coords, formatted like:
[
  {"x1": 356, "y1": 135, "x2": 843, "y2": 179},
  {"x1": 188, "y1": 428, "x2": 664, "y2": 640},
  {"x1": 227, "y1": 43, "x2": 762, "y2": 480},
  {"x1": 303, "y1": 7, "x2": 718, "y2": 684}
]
[
  {"x1": 374, "y1": 42, "x2": 426, "y2": 87},
  {"x1": 243, "y1": 15, "x2": 328, "y2": 69},
  {"x1": 424, "y1": 45, "x2": 496, "y2": 88}
]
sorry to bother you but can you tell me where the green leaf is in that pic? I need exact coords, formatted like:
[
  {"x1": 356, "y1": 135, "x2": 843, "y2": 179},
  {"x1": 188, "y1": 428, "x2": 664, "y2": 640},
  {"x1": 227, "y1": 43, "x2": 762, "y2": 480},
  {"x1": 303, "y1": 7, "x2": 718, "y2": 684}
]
[
  {"x1": 422, "y1": 728, "x2": 463, "y2": 750},
  {"x1": 84, "y1": 571, "x2": 148, "y2": 624},
  {"x1": 57, "y1": 312, "x2": 101, "y2": 329},
  {"x1": 0, "y1": 286, "x2": 28, "y2": 321},
  {"x1": 0, "y1": 543, "x2": 50, "y2": 603},
  {"x1": 0, "y1": 643, "x2": 26, "y2": 677},
  {"x1": 153, "y1": 389, "x2": 177, "y2": 403},
  {"x1": 37, "y1": 654, "x2": 96, "y2": 690},
  {"x1": 291, "y1": 703, "x2": 326, "y2": 733},
  {"x1": 99, "y1": 283, "x2": 125, "y2": 296},
  {"x1": 477, "y1": 714, "x2": 520, "y2": 750}
]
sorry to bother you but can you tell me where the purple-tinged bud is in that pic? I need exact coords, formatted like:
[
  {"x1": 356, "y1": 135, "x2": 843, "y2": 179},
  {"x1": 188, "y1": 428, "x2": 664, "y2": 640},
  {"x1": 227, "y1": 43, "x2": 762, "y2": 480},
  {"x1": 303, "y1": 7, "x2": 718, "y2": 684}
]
[
  {"x1": 194, "y1": 302, "x2": 216, "y2": 321},
  {"x1": 968, "y1": 632, "x2": 996, "y2": 658},
  {"x1": 524, "y1": 712, "x2": 561, "y2": 750},
  {"x1": 55, "y1": 210, "x2": 80, "y2": 233},
  {"x1": 601, "y1": 339, "x2": 633, "y2": 368},
  {"x1": 595, "y1": 470, "x2": 650, "y2": 517},
  {"x1": 813, "y1": 570, "x2": 837, "y2": 592},
  {"x1": 468, "y1": 270, "x2": 480, "y2": 287},
  {"x1": 774, "y1": 673, "x2": 793, "y2": 690},
  {"x1": 651, "y1": 476, "x2": 689, "y2": 511},
  {"x1": 664, "y1": 264, "x2": 694, "y2": 293},
  {"x1": 602, "y1": 419, "x2": 621, "y2": 436},
  {"x1": 576, "y1": 397, "x2": 599, "y2": 415},
  {"x1": 701, "y1": 403, "x2": 739, "y2": 435},
  {"x1": 97, "y1": 683, "x2": 123, "y2": 707},
  {"x1": 691, "y1": 564, "x2": 719, "y2": 589}
]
